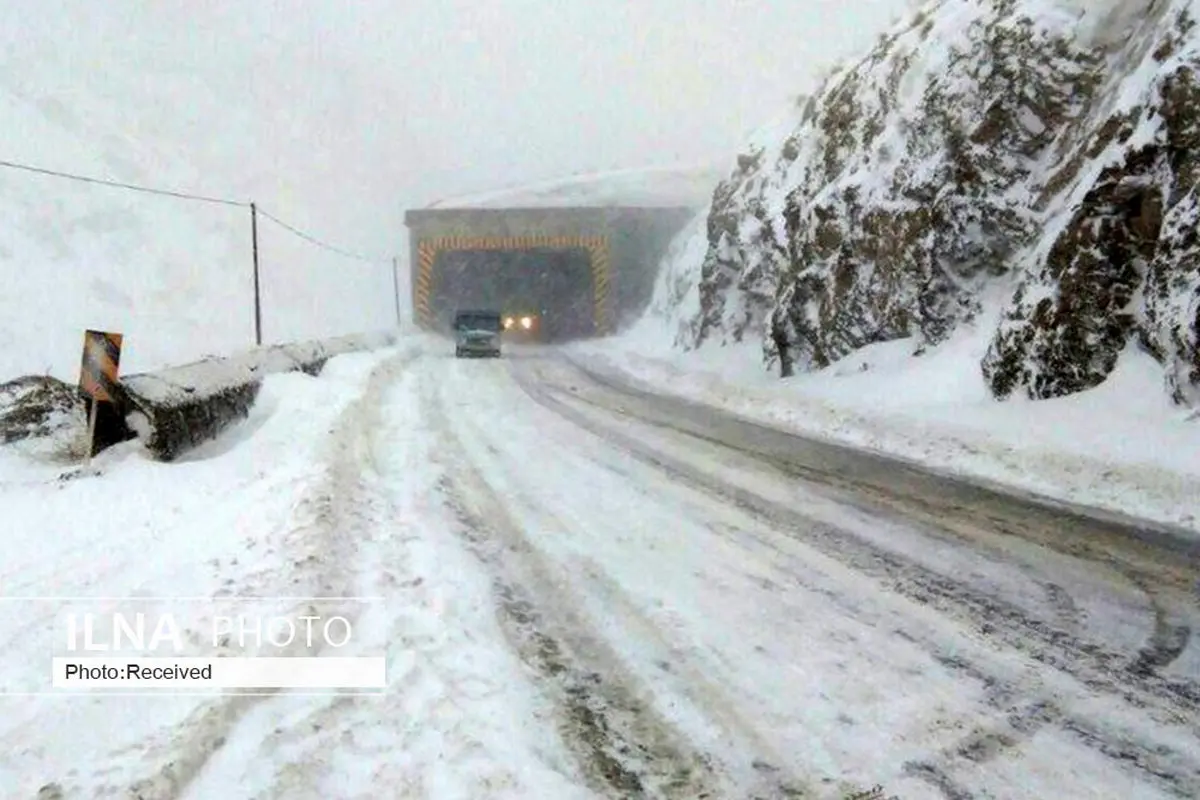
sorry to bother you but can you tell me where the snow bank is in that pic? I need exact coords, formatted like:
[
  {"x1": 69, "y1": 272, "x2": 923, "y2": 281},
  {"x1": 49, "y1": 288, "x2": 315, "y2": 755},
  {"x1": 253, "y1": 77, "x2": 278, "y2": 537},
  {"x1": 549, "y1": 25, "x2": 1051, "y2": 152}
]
[
  {"x1": 0, "y1": 347, "x2": 402, "y2": 798},
  {"x1": 0, "y1": 338, "x2": 601, "y2": 798},
  {"x1": 119, "y1": 330, "x2": 403, "y2": 461}
]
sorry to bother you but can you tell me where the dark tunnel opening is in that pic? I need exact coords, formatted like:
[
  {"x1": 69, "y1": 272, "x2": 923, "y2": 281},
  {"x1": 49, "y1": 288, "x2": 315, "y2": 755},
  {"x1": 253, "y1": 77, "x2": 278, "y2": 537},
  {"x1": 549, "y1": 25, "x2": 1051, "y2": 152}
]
[{"x1": 430, "y1": 247, "x2": 597, "y2": 342}]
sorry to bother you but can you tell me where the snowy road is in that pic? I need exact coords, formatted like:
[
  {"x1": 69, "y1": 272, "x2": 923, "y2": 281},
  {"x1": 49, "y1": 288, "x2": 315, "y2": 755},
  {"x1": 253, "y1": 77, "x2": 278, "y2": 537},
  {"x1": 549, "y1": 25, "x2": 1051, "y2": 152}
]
[
  {"x1": 3, "y1": 339, "x2": 1199, "y2": 799},
  {"x1": 437, "y1": 347, "x2": 1200, "y2": 799},
  {"x1": 504, "y1": 350, "x2": 1200, "y2": 795}
]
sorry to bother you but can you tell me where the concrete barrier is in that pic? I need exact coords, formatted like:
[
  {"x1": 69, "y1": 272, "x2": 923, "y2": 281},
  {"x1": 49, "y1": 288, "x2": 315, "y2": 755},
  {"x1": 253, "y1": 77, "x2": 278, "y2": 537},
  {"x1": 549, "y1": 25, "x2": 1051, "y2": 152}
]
[{"x1": 114, "y1": 331, "x2": 399, "y2": 461}]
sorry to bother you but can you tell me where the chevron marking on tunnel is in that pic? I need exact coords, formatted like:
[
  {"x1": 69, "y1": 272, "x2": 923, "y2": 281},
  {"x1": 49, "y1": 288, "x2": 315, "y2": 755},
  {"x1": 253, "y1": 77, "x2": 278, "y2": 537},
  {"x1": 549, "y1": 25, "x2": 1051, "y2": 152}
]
[
  {"x1": 418, "y1": 234, "x2": 611, "y2": 333},
  {"x1": 416, "y1": 239, "x2": 437, "y2": 328},
  {"x1": 588, "y1": 236, "x2": 610, "y2": 334}
]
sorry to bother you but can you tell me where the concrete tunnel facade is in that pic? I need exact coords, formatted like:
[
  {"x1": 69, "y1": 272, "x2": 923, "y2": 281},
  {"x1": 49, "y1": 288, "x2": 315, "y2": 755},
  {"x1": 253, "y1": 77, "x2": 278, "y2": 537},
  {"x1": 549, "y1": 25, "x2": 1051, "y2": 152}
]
[{"x1": 403, "y1": 206, "x2": 697, "y2": 342}]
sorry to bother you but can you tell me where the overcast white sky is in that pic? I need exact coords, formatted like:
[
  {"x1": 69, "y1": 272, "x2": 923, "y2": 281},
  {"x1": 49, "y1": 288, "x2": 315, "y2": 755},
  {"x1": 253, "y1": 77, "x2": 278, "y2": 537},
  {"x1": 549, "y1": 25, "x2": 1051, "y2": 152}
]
[{"x1": 2, "y1": 0, "x2": 912, "y2": 253}]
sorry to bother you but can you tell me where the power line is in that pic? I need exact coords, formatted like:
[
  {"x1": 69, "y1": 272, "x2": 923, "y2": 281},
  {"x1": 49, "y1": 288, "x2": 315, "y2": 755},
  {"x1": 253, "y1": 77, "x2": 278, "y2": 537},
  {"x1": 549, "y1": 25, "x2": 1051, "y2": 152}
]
[
  {"x1": 0, "y1": 156, "x2": 390, "y2": 264},
  {"x1": 2, "y1": 155, "x2": 401, "y2": 346},
  {"x1": 0, "y1": 158, "x2": 245, "y2": 207},
  {"x1": 256, "y1": 207, "x2": 389, "y2": 263}
]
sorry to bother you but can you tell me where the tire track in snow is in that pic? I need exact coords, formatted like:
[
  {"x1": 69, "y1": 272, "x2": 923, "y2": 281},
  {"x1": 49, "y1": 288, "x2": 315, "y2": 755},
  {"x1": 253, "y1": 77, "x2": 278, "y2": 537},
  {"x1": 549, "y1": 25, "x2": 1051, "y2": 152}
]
[
  {"x1": 439, "y1": 362, "x2": 905, "y2": 796},
  {"x1": 540, "y1": 359, "x2": 1101, "y2": 642},
  {"x1": 91, "y1": 347, "x2": 419, "y2": 800},
  {"x1": 1119, "y1": 568, "x2": 1194, "y2": 679},
  {"x1": 534, "y1": 359, "x2": 1200, "y2": 708},
  {"x1": 565, "y1": 554, "x2": 820, "y2": 797},
  {"x1": 185, "y1": 351, "x2": 595, "y2": 799},
  {"x1": 511, "y1": 367, "x2": 1200, "y2": 798},
  {"x1": 637, "y1": 502, "x2": 1194, "y2": 800},
  {"x1": 418, "y1": 358, "x2": 752, "y2": 800},
  {"x1": 561, "y1": 354, "x2": 1198, "y2": 663}
]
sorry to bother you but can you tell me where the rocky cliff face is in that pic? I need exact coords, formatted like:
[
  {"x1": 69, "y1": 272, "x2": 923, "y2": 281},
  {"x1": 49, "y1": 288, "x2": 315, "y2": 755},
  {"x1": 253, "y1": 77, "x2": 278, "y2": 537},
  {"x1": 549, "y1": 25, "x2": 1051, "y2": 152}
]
[
  {"x1": 984, "y1": 1, "x2": 1200, "y2": 403},
  {"x1": 672, "y1": 0, "x2": 1200, "y2": 405}
]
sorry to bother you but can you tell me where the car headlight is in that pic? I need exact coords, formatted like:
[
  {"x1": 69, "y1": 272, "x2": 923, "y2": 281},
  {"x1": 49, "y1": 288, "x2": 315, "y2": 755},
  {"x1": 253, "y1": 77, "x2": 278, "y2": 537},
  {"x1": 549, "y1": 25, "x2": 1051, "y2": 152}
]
[
  {"x1": 503, "y1": 316, "x2": 515, "y2": 329},
  {"x1": 519, "y1": 316, "x2": 533, "y2": 330}
]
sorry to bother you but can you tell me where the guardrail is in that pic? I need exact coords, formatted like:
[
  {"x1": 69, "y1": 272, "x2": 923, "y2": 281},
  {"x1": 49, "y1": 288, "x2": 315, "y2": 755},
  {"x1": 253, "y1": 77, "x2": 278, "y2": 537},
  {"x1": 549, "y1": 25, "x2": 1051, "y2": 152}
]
[{"x1": 107, "y1": 331, "x2": 399, "y2": 460}]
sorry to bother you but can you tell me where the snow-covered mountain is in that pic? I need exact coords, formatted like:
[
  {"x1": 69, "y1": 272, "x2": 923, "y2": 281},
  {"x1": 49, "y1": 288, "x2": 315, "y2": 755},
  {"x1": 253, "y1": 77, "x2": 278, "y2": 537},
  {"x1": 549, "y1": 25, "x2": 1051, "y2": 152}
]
[
  {"x1": 0, "y1": 9, "x2": 406, "y2": 381},
  {"x1": 647, "y1": 0, "x2": 1200, "y2": 406}
]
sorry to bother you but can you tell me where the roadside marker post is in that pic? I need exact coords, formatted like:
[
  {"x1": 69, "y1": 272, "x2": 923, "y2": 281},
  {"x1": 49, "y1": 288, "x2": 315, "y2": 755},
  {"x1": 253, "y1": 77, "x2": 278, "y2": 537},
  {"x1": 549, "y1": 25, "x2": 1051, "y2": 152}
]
[{"x1": 78, "y1": 329, "x2": 124, "y2": 464}]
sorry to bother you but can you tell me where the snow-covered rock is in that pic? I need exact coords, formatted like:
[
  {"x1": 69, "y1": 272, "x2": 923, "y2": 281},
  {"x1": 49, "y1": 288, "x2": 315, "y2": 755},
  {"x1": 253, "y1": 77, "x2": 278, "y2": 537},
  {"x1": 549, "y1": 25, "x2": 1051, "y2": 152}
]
[
  {"x1": 0, "y1": 375, "x2": 85, "y2": 459},
  {"x1": 985, "y1": 0, "x2": 1200, "y2": 403},
  {"x1": 659, "y1": 0, "x2": 1200, "y2": 405}
]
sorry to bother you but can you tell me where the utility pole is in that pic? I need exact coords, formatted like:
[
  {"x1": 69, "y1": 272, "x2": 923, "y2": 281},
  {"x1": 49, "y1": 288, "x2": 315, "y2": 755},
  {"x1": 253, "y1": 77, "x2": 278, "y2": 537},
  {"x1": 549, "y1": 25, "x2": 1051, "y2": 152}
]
[{"x1": 251, "y1": 202, "x2": 262, "y2": 346}]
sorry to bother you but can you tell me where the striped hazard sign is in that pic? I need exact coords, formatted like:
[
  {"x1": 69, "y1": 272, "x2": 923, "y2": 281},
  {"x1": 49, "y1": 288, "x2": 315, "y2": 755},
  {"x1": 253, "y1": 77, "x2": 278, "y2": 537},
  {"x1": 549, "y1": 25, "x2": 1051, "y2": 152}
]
[
  {"x1": 79, "y1": 329, "x2": 123, "y2": 402},
  {"x1": 413, "y1": 235, "x2": 611, "y2": 333}
]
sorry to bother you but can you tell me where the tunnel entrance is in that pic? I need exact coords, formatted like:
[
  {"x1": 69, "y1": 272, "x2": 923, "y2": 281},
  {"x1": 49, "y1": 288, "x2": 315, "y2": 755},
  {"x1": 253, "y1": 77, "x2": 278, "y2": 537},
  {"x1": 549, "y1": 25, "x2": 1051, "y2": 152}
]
[{"x1": 430, "y1": 247, "x2": 596, "y2": 342}]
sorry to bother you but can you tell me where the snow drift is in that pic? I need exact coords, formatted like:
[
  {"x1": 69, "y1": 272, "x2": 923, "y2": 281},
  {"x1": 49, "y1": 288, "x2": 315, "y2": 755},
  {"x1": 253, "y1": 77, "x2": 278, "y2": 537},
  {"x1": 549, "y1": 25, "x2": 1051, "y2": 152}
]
[
  {"x1": 117, "y1": 330, "x2": 402, "y2": 461},
  {"x1": 653, "y1": 0, "x2": 1200, "y2": 406},
  {"x1": 0, "y1": 331, "x2": 404, "y2": 465}
]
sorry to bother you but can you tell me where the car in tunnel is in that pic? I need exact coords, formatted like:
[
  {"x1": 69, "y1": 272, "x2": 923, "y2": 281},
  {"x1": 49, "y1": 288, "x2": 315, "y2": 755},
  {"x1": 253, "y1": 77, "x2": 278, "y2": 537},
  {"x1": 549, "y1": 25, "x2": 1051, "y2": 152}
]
[
  {"x1": 453, "y1": 309, "x2": 503, "y2": 358},
  {"x1": 502, "y1": 309, "x2": 543, "y2": 342},
  {"x1": 426, "y1": 247, "x2": 597, "y2": 343}
]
